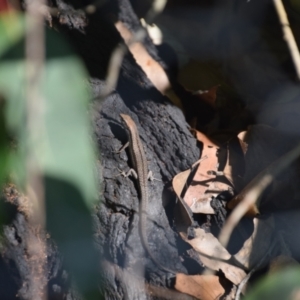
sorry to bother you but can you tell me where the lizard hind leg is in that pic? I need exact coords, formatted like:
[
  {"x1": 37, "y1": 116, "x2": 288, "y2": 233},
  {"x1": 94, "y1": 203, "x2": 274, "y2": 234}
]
[{"x1": 147, "y1": 171, "x2": 161, "y2": 182}]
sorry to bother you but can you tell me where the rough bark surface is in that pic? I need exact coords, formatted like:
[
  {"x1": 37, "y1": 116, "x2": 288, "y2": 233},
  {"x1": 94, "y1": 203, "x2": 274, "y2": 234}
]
[{"x1": 0, "y1": 0, "x2": 213, "y2": 299}]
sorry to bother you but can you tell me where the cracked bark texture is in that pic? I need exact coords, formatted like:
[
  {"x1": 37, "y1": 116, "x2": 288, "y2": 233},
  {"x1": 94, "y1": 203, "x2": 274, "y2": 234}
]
[
  {"x1": 1, "y1": 186, "x2": 78, "y2": 300},
  {"x1": 56, "y1": 0, "x2": 205, "y2": 297},
  {"x1": 0, "y1": 0, "x2": 213, "y2": 299}
]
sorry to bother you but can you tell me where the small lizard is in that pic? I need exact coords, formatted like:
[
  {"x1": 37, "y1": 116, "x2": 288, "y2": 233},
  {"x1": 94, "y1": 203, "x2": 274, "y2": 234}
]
[{"x1": 119, "y1": 113, "x2": 175, "y2": 274}]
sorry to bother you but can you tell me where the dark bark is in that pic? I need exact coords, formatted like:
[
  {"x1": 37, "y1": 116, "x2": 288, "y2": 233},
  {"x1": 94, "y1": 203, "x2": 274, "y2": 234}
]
[
  {"x1": 1, "y1": 185, "x2": 78, "y2": 300},
  {"x1": 0, "y1": 0, "x2": 212, "y2": 299},
  {"x1": 57, "y1": 0, "x2": 205, "y2": 297}
]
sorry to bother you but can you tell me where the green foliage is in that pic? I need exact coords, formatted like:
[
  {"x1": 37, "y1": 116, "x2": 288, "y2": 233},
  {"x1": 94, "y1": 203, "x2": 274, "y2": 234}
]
[
  {"x1": 0, "y1": 12, "x2": 101, "y2": 299},
  {"x1": 245, "y1": 267, "x2": 300, "y2": 300},
  {"x1": 0, "y1": 13, "x2": 25, "y2": 56}
]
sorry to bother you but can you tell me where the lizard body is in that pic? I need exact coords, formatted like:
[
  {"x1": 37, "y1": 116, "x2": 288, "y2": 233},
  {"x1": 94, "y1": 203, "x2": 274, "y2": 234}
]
[{"x1": 119, "y1": 113, "x2": 174, "y2": 274}]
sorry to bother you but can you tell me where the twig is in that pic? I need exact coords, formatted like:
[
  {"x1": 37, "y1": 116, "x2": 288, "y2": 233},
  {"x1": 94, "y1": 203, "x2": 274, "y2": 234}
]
[
  {"x1": 95, "y1": 0, "x2": 168, "y2": 102},
  {"x1": 145, "y1": 0, "x2": 167, "y2": 24},
  {"x1": 97, "y1": 29, "x2": 147, "y2": 101},
  {"x1": 25, "y1": 0, "x2": 46, "y2": 231},
  {"x1": 25, "y1": 0, "x2": 47, "y2": 299},
  {"x1": 219, "y1": 142, "x2": 300, "y2": 249},
  {"x1": 235, "y1": 240, "x2": 276, "y2": 300},
  {"x1": 273, "y1": 0, "x2": 300, "y2": 80},
  {"x1": 191, "y1": 155, "x2": 208, "y2": 169}
]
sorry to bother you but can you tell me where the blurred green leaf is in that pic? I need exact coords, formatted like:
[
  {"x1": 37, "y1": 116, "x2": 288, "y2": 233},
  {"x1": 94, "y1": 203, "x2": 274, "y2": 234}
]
[
  {"x1": 0, "y1": 14, "x2": 97, "y2": 210},
  {"x1": 45, "y1": 176, "x2": 100, "y2": 299},
  {"x1": 0, "y1": 12, "x2": 19, "y2": 228},
  {"x1": 0, "y1": 12, "x2": 25, "y2": 57},
  {"x1": 0, "y1": 13, "x2": 101, "y2": 299},
  {"x1": 245, "y1": 267, "x2": 300, "y2": 300}
]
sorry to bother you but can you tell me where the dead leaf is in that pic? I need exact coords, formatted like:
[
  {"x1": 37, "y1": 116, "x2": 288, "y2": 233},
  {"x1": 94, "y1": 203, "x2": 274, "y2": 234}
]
[
  {"x1": 183, "y1": 131, "x2": 230, "y2": 214},
  {"x1": 172, "y1": 158, "x2": 211, "y2": 200},
  {"x1": 115, "y1": 21, "x2": 183, "y2": 109},
  {"x1": 237, "y1": 131, "x2": 248, "y2": 155},
  {"x1": 237, "y1": 131, "x2": 247, "y2": 141},
  {"x1": 182, "y1": 228, "x2": 247, "y2": 285},
  {"x1": 183, "y1": 131, "x2": 218, "y2": 214},
  {"x1": 234, "y1": 216, "x2": 274, "y2": 270},
  {"x1": 173, "y1": 168, "x2": 192, "y2": 199},
  {"x1": 172, "y1": 158, "x2": 209, "y2": 233},
  {"x1": 175, "y1": 273, "x2": 227, "y2": 300}
]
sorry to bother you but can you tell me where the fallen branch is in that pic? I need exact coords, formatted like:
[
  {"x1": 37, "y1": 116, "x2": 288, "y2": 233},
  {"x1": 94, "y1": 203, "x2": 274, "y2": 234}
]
[
  {"x1": 219, "y1": 142, "x2": 300, "y2": 248},
  {"x1": 273, "y1": 0, "x2": 300, "y2": 80}
]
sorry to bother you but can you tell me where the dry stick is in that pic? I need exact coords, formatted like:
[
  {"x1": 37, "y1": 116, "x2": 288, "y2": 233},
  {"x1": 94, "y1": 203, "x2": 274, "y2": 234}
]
[
  {"x1": 41, "y1": 0, "x2": 164, "y2": 101},
  {"x1": 145, "y1": 0, "x2": 167, "y2": 24},
  {"x1": 235, "y1": 241, "x2": 277, "y2": 300},
  {"x1": 96, "y1": 0, "x2": 167, "y2": 101},
  {"x1": 25, "y1": 0, "x2": 47, "y2": 300},
  {"x1": 25, "y1": 0, "x2": 46, "y2": 236},
  {"x1": 96, "y1": 29, "x2": 147, "y2": 101},
  {"x1": 191, "y1": 155, "x2": 208, "y2": 169},
  {"x1": 273, "y1": 0, "x2": 300, "y2": 80},
  {"x1": 219, "y1": 142, "x2": 300, "y2": 249}
]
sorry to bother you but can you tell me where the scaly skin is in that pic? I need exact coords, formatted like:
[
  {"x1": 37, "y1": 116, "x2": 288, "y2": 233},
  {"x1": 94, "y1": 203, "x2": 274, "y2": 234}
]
[{"x1": 120, "y1": 113, "x2": 174, "y2": 274}]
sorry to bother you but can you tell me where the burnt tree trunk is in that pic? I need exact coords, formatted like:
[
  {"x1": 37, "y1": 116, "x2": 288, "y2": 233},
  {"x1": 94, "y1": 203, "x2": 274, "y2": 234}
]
[{"x1": 0, "y1": 0, "x2": 214, "y2": 299}]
